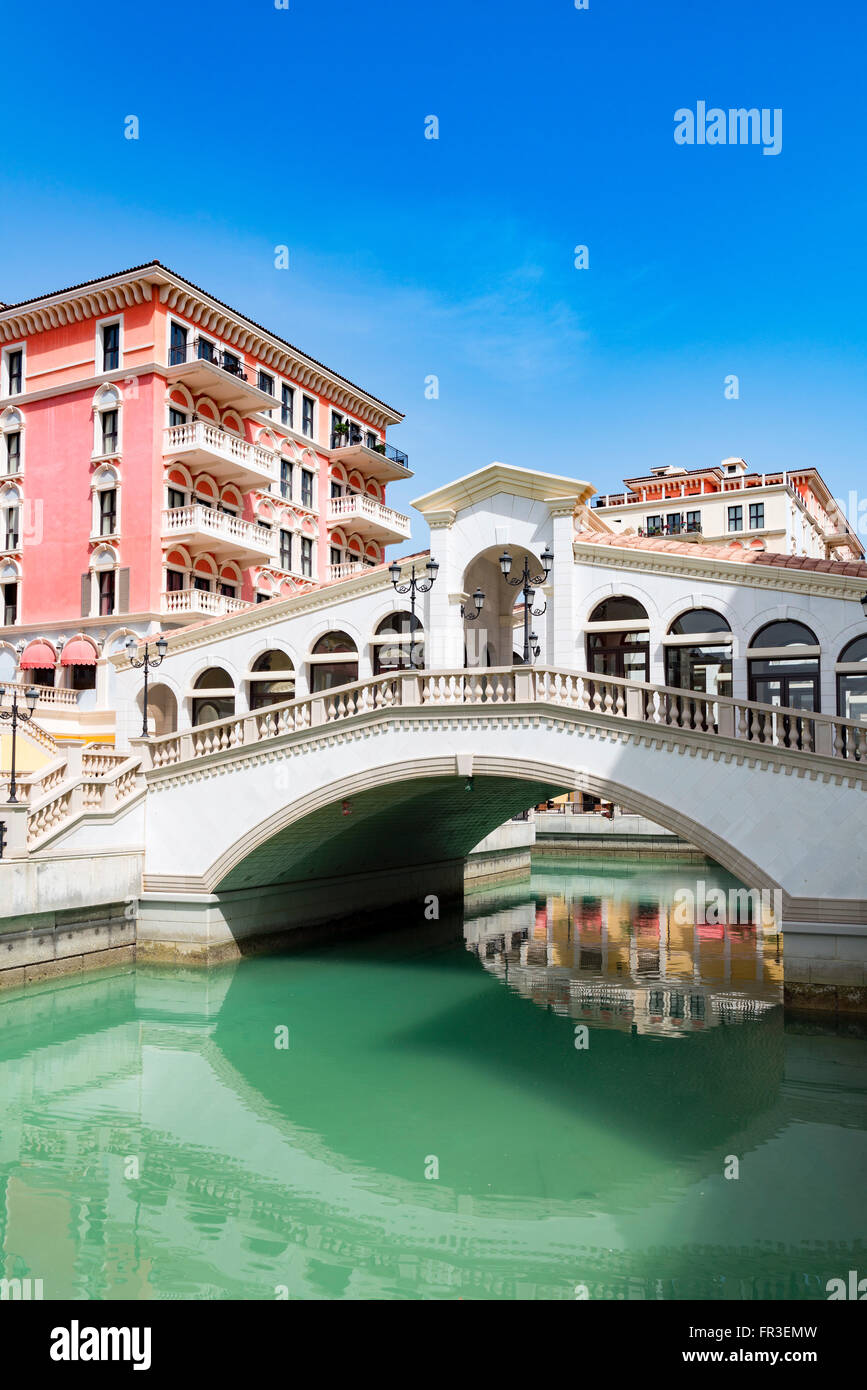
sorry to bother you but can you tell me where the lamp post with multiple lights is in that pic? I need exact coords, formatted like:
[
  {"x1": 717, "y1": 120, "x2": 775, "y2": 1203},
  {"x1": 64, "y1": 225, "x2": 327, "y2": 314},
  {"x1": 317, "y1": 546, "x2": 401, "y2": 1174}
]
[
  {"x1": 0, "y1": 683, "x2": 39, "y2": 803},
  {"x1": 125, "y1": 634, "x2": 169, "y2": 738},
  {"x1": 499, "y1": 546, "x2": 553, "y2": 665},
  {"x1": 388, "y1": 557, "x2": 439, "y2": 669}
]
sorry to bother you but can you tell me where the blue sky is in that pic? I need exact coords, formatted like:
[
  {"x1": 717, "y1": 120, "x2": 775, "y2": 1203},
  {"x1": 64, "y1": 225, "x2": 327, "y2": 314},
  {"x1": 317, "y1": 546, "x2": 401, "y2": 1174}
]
[{"x1": 2, "y1": 0, "x2": 866, "y2": 540}]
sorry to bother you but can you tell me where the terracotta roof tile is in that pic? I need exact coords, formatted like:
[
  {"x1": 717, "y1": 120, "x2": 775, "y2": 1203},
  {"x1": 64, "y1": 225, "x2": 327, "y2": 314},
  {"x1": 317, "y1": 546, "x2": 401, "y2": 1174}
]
[{"x1": 573, "y1": 530, "x2": 867, "y2": 578}]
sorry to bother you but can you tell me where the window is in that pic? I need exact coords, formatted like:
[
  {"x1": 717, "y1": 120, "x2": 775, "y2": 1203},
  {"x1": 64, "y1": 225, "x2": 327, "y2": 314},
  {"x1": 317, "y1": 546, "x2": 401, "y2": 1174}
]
[
  {"x1": 168, "y1": 408, "x2": 188, "y2": 428},
  {"x1": 646, "y1": 515, "x2": 662, "y2": 535},
  {"x1": 166, "y1": 568, "x2": 185, "y2": 592},
  {"x1": 223, "y1": 350, "x2": 241, "y2": 377},
  {"x1": 2, "y1": 580, "x2": 17, "y2": 624},
  {"x1": 98, "y1": 569, "x2": 115, "y2": 616},
  {"x1": 728, "y1": 505, "x2": 743, "y2": 532},
  {"x1": 686, "y1": 510, "x2": 701, "y2": 533},
  {"x1": 302, "y1": 395, "x2": 315, "y2": 437},
  {"x1": 330, "y1": 546, "x2": 342, "y2": 566},
  {"x1": 373, "y1": 611, "x2": 424, "y2": 673},
  {"x1": 330, "y1": 480, "x2": 343, "y2": 498},
  {"x1": 101, "y1": 409, "x2": 119, "y2": 454},
  {"x1": 99, "y1": 489, "x2": 117, "y2": 536},
  {"x1": 3, "y1": 503, "x2": 19, "y2": 550},
  {"x1": 101, "y1": 322, "x2": 120, "y2": 372},
  {"x1": 279, "y1": 528, "x2": 293, "y2": 571},
  {"x1": 219, "y1": 581, "x2": 237, "y2": 598},
  {"x1": 258, "y1": 370, "x2": 274, "y2": 398},
  {"x1": 196, "y1": 336, "x2": 215, "y2": 363},
  {"x1": 280, "y1": 459, "x2": 292, "y2": 500},
  {"x1": 248, "y1": 649, "x2": 295, "y2": 710},
  {"x1": 167, "y1": 486, "x2": 186, "y2": 511},
  {"x1": 193, "y1": 575, "x2": 211, "y2": 592},
  {"x1": 665, "y1": 609, "x2": 732, "y2": 696},
  {"x1": 301, "y1": 536, "x2": 313, "y2": 577},
  {"x1": 748, "y1": 620, "x2": 820, "y2": 713},
  {"x1": 365, "y1": 431, "x2": 378, "y2": 450},
  {"x1": 301, "y1": 471, "x2": 314, "y2": 509},
  {"x1": 666, "y1": 512, "x2": 682, "y2": 534},
  {"x1": 837, "y1": 636, "x2": 867, "y2": 725},
  {"x1": 749, "y1": 502, "x2": 765, "y2": 529},
  {"x1": 585, "y1": 596, "x2": 650, "y2": 681},
  {"x1": 169, "y1": 322, "x2": 188, "y2": 366},
  {"x1": 5, "y1": 431, "x2": 20, "y2": 475},
  {"x1": 309, "y1": 631, "x2": 358, "y2": 692},
  {"x1": 281, "y1": 384, "x2": 294, "y2": 428},
  {"x1": 256, "y1": 591, "x2": 270, "y2": 604},
  {"x1": 4, "y1": 349, "x2": 23, "y2": 395},
  {"x1": 191, "y1": 668, "x2": 235, "y2": 726}
]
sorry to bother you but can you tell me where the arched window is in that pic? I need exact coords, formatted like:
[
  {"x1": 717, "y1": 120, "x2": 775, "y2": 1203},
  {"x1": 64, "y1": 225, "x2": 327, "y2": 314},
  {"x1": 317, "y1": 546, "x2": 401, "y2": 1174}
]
[
  {"x1": 93, "y1": 385, "x2": 122, "y2": 458},
  {"x1": 372, "y1": 612, "x2": 424, "y2": 673},
  {"x1": 664, "y1": 609, "x2": 732, "y2": 695},
  {"x1": 191, "y1": 667, "x2": 235, "y2": 726},
  {"x1": 1, "y1": 484, "x2": 21, "y2": 552},
  {"x1": 1, "y1": 560, "x2": 19, "y2": 625},
  {"x1": 585, "y1": 596, "x2": 650, "y2": 681},
  {"x1": 92, "y1": 464, "x2": 119, "y2": 538},
  {"x1": 837, "y1": 635, "x2": 867, "y2": 722},
  {"x1": 748, "y1": 620, "x2": 820, "y2": 710},
  {"x1": 90, "y1": 544, "x2": 119, "y2": 617},
  {"x1": 248, "y1": 650, "x2": 295, "y2": 710},
  {"x1": 308, "y1": 631, "x2": 358, "y2": 693},
  {"x1": 0, "y1": 406, "x2": 23, "y2": 477}
]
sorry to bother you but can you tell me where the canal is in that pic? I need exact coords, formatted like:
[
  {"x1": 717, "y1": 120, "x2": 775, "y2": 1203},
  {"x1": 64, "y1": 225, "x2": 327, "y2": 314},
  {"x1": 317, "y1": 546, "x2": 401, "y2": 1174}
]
[{"x1": 0, "y1": 855, "x2": 864, "y2": 1301}]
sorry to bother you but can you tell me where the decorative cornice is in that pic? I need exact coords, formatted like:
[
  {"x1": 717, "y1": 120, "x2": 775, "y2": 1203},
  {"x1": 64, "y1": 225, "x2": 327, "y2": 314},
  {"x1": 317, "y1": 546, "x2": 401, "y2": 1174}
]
[
  {"x1": 572, "y1": 539, "x2": 867, "y2": 601},
  {"x1": 412, "y1": 463, "x2": 595, "y2": 516}
]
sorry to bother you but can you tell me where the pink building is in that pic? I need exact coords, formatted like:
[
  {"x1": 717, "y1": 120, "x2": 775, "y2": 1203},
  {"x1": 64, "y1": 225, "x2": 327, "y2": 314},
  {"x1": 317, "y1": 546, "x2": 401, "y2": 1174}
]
[{"x1": 0, "y1": 262, "x2": 411, "y2": 691}]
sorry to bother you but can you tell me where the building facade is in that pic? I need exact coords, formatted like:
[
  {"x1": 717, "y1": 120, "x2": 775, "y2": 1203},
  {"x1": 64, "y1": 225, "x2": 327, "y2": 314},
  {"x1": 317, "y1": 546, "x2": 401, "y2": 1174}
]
[
  {"x1": 591, "y1": 458, "x2": 863, "y2": 561},
  {"x1": 0, "y1": 262, "x2": 412, "y2": 700}
]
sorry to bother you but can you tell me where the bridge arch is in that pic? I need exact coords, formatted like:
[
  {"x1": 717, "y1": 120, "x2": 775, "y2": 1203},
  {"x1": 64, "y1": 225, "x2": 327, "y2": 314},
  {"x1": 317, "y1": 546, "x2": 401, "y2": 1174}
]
[{"x1": 204, "y1": 754, "x2": 780, "y2": 900}]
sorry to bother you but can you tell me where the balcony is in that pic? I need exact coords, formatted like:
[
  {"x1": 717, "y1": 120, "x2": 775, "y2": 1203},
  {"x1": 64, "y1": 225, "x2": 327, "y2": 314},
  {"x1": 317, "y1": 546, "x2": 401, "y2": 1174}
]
[
  {"x1": 162, "y1": 504, "x2": 274, "y2": 564},
  {"x1": 328, "y1": 433, "x2": 411, "y2": 482},
  {"x1": 165, "y1": 342, "x2": 278, "y2": 413},
  {"x1": 327, "y1": 561, "x2": 367, "y2": 583},
  {"x1": 640, "y1": 523, "x2": 703, "y2": 539},
  {"x1": 161, "y1": 589, "x2": 252, "y2": 619},
  {"x1": 163, "y1": 421, "x2": 278, "y2": 489},
  {"x1": 328, "y1": 493, "x2": 412, "y2": 543}
]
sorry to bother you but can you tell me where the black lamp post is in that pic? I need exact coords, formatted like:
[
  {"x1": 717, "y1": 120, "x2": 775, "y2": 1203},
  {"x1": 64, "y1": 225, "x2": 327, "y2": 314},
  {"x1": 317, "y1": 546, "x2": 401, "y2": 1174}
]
[
  {"x1": 388, "y1": 557, "x2": 439, "y2": 669},
  {"x1": 499, "y1": 546, "x2": 553, "y2": 664},
  {"x1": 125, "y1": 634, "x2": 169, "y2": 738},
  {"x1": 461, "y1": 587, "x2": 485, "y2": 621},
  {"x1": 0, "y1": 683, "x2": 39, "y2": 803},
  {"x1": 861, "y1": 593, "x2": 867, "y2": 618}
]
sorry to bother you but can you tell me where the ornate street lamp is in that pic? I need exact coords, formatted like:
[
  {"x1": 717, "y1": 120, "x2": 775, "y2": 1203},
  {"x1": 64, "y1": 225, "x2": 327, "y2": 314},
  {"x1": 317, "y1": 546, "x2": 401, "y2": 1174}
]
[
  {"x1": 388, "y1": 555, "x2": 439, "y2": 622},
  {"x1": 461, "y1": 587, "x2": 485, "y2": 621},
  {"x1": 125, "y1": 634, "x2": 169, "y2": 738},
  {"x1": 0, "y1": 683, "x2": 39, "y2": 803},
  {"x1": 499, "y1": 545, "x2": 553, "y2": 664}
]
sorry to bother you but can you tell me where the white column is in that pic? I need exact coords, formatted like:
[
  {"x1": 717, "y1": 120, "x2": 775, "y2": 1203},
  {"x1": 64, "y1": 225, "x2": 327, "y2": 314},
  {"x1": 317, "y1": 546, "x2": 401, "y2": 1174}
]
[
  {"x1": 424, "y1": 514, "x2": 462, "y2": 670},
  {"x1": 548, "y1": 503, "x2": 577, "y2": 669}
]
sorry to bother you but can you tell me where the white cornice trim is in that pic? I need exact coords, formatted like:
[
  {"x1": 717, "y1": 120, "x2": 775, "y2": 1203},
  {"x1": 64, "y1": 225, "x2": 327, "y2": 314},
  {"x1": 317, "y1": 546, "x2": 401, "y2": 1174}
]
[
  {"x1": 572, "y1": 539, "x2": 867, "y2": 600},
  {"x1": 413, "y1": 463, "x2": 595, "y2": 515}
]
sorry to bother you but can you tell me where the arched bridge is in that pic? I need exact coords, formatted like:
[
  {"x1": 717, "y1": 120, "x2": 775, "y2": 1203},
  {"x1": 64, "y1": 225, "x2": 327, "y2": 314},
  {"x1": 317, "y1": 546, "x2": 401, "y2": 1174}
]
[{"x1": 79, "y1": 664, "x2": 864, "y2": 961}]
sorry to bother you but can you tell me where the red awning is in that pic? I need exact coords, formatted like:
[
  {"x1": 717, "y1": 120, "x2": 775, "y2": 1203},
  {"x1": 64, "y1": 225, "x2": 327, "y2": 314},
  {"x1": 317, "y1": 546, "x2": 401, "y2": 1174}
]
[
  {"x1": 60, "y1": 638, "x2": 98, "y2": 667},
  {"x1": 19, "y1": 640, "x2": 57, "y2": 670}
]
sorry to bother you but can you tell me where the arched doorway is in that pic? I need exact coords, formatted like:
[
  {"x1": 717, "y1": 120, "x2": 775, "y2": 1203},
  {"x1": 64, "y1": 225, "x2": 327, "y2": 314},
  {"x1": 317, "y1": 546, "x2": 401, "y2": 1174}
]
[
  {"x1": 308, "y1": 632, "x2": 359, "y2": 692},
  {"x1": 461, "y1": 545, "x2": 549, "y2": 668},
  {"x1": 140, "y1": 682, "x2": 178, "y2": 736},
  {"x1": 747, "y1": 620, "x2": 820, "y2": 710},
  {"x1": 372, "y1": 612, "x2": 424, "y2": 673}
]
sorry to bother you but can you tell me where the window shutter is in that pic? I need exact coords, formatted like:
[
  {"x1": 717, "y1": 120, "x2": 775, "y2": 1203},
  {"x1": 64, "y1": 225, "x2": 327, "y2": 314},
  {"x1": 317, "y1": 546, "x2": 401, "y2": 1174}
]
[
  {"x1": 117, "y1": 567, "x2": 130, "y2": 614},
  {"x1": 81, "y1": 573, "x2": 91, "y2": 617}
]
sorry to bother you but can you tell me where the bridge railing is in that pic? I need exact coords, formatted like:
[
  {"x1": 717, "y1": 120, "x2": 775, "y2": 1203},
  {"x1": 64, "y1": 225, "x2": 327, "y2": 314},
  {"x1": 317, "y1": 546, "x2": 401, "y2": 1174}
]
[{"x1": 137, "y1": 664, "x2": 867, "y2": 773}]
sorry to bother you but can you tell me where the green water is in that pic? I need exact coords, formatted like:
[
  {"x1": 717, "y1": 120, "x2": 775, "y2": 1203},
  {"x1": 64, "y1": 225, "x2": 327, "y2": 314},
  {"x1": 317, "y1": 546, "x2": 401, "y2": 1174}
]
[{"x1": 0, "y1": 856, "x2": 865, "y2": 1301}]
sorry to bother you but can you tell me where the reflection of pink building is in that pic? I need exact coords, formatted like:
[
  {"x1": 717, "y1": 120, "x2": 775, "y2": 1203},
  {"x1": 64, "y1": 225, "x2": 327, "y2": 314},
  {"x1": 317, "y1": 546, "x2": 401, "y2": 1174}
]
[{"x1": 0, "y1": 262, "x2": 411, "y2": 688}]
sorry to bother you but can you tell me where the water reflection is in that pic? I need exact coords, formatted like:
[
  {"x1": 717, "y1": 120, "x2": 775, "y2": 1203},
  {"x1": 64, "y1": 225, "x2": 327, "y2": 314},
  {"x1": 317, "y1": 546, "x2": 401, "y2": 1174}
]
[
  {"x1": 465, "y1": 858, "x2": 783, "y2": 1036},
  {"x1": 0, "y1": 859, "x2": 863, "y2": 1302}
]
